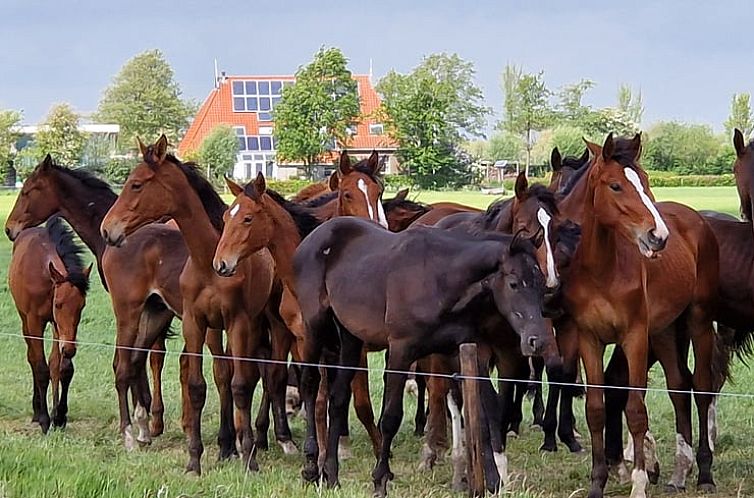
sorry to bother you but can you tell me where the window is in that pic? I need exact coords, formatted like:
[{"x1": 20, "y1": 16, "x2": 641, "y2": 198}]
[
  {"x1": 239, "y1": 152, "x2": 276, "y2": 180},
  {"x1": 369, "y1": 123, "x2": 384, "y2": 135},
  {"x1": 231, "y1": 79, "x2": 289, "y2": 115},
  {"x1": 237, "y1": 134, "x2": 278, "y2": 153},
  {"x1": 346, "y1": 125, "x2": 358, "y2": 136},
  {"x1": 234, "y1": 126, "x2": 246, "y2": 136}
]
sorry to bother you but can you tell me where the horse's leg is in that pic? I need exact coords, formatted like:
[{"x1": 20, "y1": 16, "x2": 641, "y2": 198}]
[
  {"x1": 351, "y1": 348, "x2": 381, "y2": 458},
  {"x1": 323, "y1": 329, "x2": 363, "y2": 488},
  {"x1": 180, "y1": 312, "x2": 208, "y2": 475},
  {"x1": 228, "y1": 316, "x2": 261, "y2": 473},
  {"x1": 49, "y1": 325, "x2": 62, "y2": 428},
  {"x1": 419, "y1": 356, "x2": 449, "y2": 471},
  {"x1": 206, "y1": 328, "x2": 236, "y2": 460},
  {"x1": 507, "y1": 357, "x2": 528, "y2": 437},
  {"x1": 530, "y1": 356, "x2": 545, "y2": 429},
  {"x1": 112, "y1": 303, "x2": 142, "y2": 450},
  {"x1": 541, "y1": 377, "x2": 560, "y2": 452},
  {"x1": 621, "y1": 328, "x2": 650, "y2": 498},
  {"x1": 413, "y1": 362, "x2": 428, "y2": 437},
  {"x1": 24, "y1": 316, "x2": 51, "y2": 433},
  {"x1": 579, "y1": 333, "x2": 607, "y2": 498},
  {"x1": 300, "y1": 334, "x2": 325, "y2": 483},
  {"x1": 603, "y1": 346, "x2": 629, "y2": 482},
  {"x1": 686, "y1": 306, "x2": 716, "y2": 492},
  {"x1": 447, "y1": 384, "x2": 468, "y2": 492},
  {"x1": 652, "y1": 331, "x2": 693, "y2": 492},
  {"x1": 316, "y1": 366, "x2": 330, "y2": 468},
  {"x1": 264, "y1": 309, "x2": 296, "y2": 454},
  {"x1": 148, "y1": 338, "x2": 166, "y2": 437},
  {"x1": 372, "y1": 347, "x2": 411, "y2": 498}
]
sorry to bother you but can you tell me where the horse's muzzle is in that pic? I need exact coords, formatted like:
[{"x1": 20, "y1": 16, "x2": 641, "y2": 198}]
[{"x1": 214, "y1": 259, "x2": 237, "y2": 277}]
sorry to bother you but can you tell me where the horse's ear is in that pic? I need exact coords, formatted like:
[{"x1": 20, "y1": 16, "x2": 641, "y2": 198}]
[
  {"x1": 339, "y1": 151, "x2": 352, "y2": 175},
  {"x1": 601, "y1": 133, "x2": 615, "y2": 162},
  {"x1": 154, "y1": 134, "x2": 169, "y2": 162},
  {"x1": 48, "y1": 262, "x2": 66, "y2": 285},
  {"x1": 583, "y1": 138, "x2": 602, "y2": 160},
  {"x1": 551, "y1": 147, "x2": 562, "y2": 171},
  {"x1": 329, "y1": 171, "x2": 340, "y2": 191},
  {"x1": 367, "y1": 150, "x2": 380, "y2": 175},
  {"x1": 514, "y1": 172, "x2": 528, "y2": 200},
  {"x1": 734, "y1": 128, "x2": 746, "y2": 157},
  {"x1": 83, "y1": 263, "x2": 93, "y2": 280},
  {"x1": 41, "y1": 153, "x2": 53, "y2": 171},
  {"x1": 225, "y1": 175, "x2": 243, "y2": 196},
  {"x1": 252, "y1": 171, "x2": 267, "y2": 197},
  {"x1": 136, "y1": 137, "x2": 148, "y2": 158},
  {"x1": 579, "y1": 147, "x2": 590, "y2": 165},
  {"x1": 628, "y1": 132, "x2": 642, "y2": 161},
  {"x1": 394, "y1": 188, "x2": 409, "y2": 201},
  {"x1": 450, "y1": 279, "x2": 488, "y2": 314}
]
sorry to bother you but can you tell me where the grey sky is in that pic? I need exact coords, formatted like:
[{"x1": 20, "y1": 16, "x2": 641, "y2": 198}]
[{"x1": 1, "y1": 0, "x2": 749, "y2": 134}]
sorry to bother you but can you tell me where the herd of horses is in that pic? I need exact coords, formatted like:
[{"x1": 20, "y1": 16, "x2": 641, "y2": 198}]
[{"x1": 6, "y1": 130, "x2": 754, "y2": 498}]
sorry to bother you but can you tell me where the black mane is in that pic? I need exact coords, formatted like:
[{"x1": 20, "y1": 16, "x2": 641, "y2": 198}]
[
  {"x1": 561, "y1": 150, "x2": 590, "y2": 171},
  {"x1": 166, "y1": 154, "x2": 227, "y2": 233},
  {"x1": 46, "y1": 215, "x2": 89, "y2": 294},
  {"x1": 301, "y1": 191, "x2": 338, "y2": 208},
  {"x1": 526, "y1": 184, "x2": 559, "y2": 216},
  {"x1": 482, "y1": 198, "x2": 511, "y2": 229},
  {"x1": 351, "y1": 158, "x2": 384, "y2": 186},
  {"x1": 263, "y1": 189, "x2": 321, "y2": 239},
  {"x1": 381, "y1": 196, "x2": 430, "y2": 215}
]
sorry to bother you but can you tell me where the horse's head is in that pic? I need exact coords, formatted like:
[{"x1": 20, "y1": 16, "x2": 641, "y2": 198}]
[
  {"x1": 6, "y1": 154, "x2": 62, "y2": 240},
  {"x1": 49, "y1": 262, "x2": 91, "y2": 359},
  {"x1": 382, "y1": 189, "x2": 431, "y2": 232},
  {"x1": 213, "y1": 174, "x2": 274, "y2": 277},
  {"x1": 101, "y1": 135, "x2": 176, "y2": 246},
  {"x1": 733, "y1": 128, "x2": 754, "y2": 222},
  {"x1": 489, "y1": 232, "x2": 561, "y2": 369},
  {"x1": 548, "y1": 147, "x2": 590, "y2": 195},
  {"x1": 585, "y1": 133, "x2": 669, "y2": 258},
  {"x1": 330, "y1": 150, "x2": 388, "y2": 228}
]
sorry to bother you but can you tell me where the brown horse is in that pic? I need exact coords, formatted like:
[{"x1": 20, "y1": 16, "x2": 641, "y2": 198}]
[
  {"x1": 101, "y1": 135, "x2": 278, "y2": 475},
  {"x1": 557, "y1": 133, "x2": 718, "y2": 497},
  {"x1": 9, "y1": 216, "x2": 91, "y2": 433},
  {"x1": 548, "y1": 147, "x2": 590, "y2": 194},
  {"x1": 290, "y1": 181, "x2": 331, "y2": 203},
  {"x1": 381, "y1": 189, "x2": 432, "y2": 232},
  {"x1": 5, "y1": 154, "x2": 186, "y2": 448}
]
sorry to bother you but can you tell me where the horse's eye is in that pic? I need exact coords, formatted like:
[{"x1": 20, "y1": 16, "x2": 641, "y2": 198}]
[
  {"x1": 131, "y1": 182, "x2": 143, "y2": 192},
  {"x1": 609, "y1": 183, "x2": 622, "y2": 192},
  {"x1": 343, "y1": 192, "x2": 352, "y2": 200},
  {"x1": 55, "y1": 303, "x2": 62, "y2": 309},
  {"x1": 243, "y1": 216, "x2": 253, "y2": 224},
  {"x1": 509, "y1": 280, "x2": 519, "y2": 290}
]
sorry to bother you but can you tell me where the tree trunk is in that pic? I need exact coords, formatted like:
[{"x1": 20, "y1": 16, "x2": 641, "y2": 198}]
[{"x1": 525, "y1": 127, "x2": 531, "y2": 177}]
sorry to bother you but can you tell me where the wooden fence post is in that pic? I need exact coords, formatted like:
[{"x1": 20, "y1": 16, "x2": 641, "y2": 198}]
[{"x1": 459, "y1": 343, "x2": 485, "y2": 497}]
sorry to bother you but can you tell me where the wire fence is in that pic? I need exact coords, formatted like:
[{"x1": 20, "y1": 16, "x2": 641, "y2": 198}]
[{"x1": 1, "y1": 330, "x2": 753, "y2": 399}]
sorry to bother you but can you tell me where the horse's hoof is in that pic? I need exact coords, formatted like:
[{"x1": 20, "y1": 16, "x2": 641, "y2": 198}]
[
  {"x1": 245, "y1": 457, "x2": 260, "y2": 473},
  {"x1": 664, "y1": 484, "x2": 685, "y2": 494},
  {"x1": 539, "y1": 442, "x2": 557, "y2": 453},
  {"x1": 372, "y1": 474, "x2": 391, "y2": 498},
  {"x1": 185, "y1": 463, "x2": 201, "y2": 477},
  {"x1": 256, "y1": 438, "x2": 269, "y2": 451},
  {"x1": 302, "y1": 463, "x2": 320, "y2": 483},
  {"x1": 530, "y1": 423, "x2": 543, "y2": 431},
  {"x1": 218, "y1": 444, "x2": 238, "y2": 461},
  {"x1": 137, "y1": 437, "x2": 152, "y2": 448},
  {"x1": 507, "y1": 430, "x2": 519, "y2": 439},
  {"x1": 452, "y1": 478, "x2": 469, "y2": 493},
  {"x1": 149, "y1": 422, "x2": 164, "y2": 438},
  {"x1": 697, "y1": 482, "x2": 716, "y2": 494},
  {"x1": 648, "y1": 462, "x2": 660, "y2": 485},
  {"x1": 566, "y1": 440, "x2": 583, "y2": 453},
  {"x1": 277, "y1": 439, "x2": 298, "y2": 455}
]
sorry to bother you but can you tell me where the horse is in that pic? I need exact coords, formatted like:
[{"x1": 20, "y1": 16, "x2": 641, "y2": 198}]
[
  {"x1": 290, "y1": 181, "x2": 331, "y2": 203},
  {"x1": 292, "y1": 215, "x2": 560, "y2": 497},
  {"x1": 381, "y1": 189, "x2": 432, "y2": 232},
  {"x1": 4, "y1": 154, "x2": 187, "y2": 448},
  {"x1": 555, "y1": 133, "x2": 718, "y2": 498},
  {"x1": 213, "y1": 151, "x2": 390, "y2": 462},
  {"x1": 9, "y1": 215, "x2": 91, "y2": 433},
  {"x1": 548, "y1": 147, "x2": 590, "y2": 194},
  {"x1": 100, "y1": 135, "x2": 279, "y2": 475}
]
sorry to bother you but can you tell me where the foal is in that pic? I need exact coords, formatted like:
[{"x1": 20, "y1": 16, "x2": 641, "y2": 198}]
[{"x1": 9, "y1": 216, "x2": 91, "y2": 432}]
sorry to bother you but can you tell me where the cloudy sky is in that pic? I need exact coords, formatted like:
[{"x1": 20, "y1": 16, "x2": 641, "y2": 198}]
[{"x1": 1, "y1": 0, "x2": 749, "y2": 133}]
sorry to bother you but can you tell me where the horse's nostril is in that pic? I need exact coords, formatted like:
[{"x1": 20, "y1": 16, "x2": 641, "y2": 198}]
[
  {"x1": 102, "y1": 229, "x2": 109, "y2": 241},
  {"x1": 528, "y1": 336, "x2": 538, "y2": 350}
]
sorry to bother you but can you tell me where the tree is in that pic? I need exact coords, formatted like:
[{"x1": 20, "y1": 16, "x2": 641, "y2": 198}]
[
  {"x1": 724, "y1": 93, "x2": 754, "y2": 138},
  {"x1": 36, "y1": 103, "x2": 86, "y2": 166},
  {"x1": 0, "y1": 109, "x2": 22, "y2": 175},
  {"x1": 557, "y1": 79, "x2": 595, "y2": 126},
  {"x1": 531, "y1": 125, "x2": 589, "y2": 166},
  {"x1": 377, "y1": 53, "x2": 490, "y2": 188},
  {"x1": 500, "y1": 65, "x2": 553, "y2": 176},
  {"x1": 198, "y1": 125, "x2": 239, "y2": 186},
  {"x1": 95, "y1": 49, "x2": 194, "y2": 149},
  {"x1": 617, "y1": 84, "x2": 644, "y2": 125},
  {"x1": 643, "y1": 121, "x2": 724, "y2": 174},
  {"x1": 487, "y1": 131, "x2": 523, "y2": 162},
  {"x1": 274, "y1": 47, "x2": 360, "y2": 176}
]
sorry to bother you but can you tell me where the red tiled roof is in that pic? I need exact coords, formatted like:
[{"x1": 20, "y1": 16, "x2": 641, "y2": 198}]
[{"x1": 178, "y1": 74, "x2": 397, "y2": 156}]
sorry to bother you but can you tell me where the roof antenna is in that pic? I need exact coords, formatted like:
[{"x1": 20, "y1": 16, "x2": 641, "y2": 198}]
[{"x1": 214, "y1": 58, "x2": 219, "y2": 88}]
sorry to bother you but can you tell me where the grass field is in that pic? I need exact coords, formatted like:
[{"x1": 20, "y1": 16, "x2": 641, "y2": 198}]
[{"x1": 0, "y1": 187, "x2": 752, "y2": 498}]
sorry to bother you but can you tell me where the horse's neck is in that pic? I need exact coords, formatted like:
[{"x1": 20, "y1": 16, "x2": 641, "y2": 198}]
[
  {"x1": 312, "y1": 199, "x2": 337, "y2": 221},
  {"x1": 558, "y1": 173, "x2": 588, "y2": 223},
  {"x1": 266, "y1": 198, "x2": 304, "y2": 291},
  {"x1": 55, "y1": 174, "x2": 116, "y2": 261},
  {"x1": 167, "y1": 179, "x2": 222, "y2": 273}
]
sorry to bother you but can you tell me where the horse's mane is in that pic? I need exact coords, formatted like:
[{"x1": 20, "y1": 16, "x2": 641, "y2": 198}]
[
  {"x1": 561, "y1": 150, "x2": 590, "y2": 171},
  {"x1": 560, "y1": 137, "x2": 642, "y2": 195},
  {"x1": 482, "y1": 198, "x2": 511, "y2": 228},
  {"x1": 46, "y1": 215, "x2": 89, "y2": 294},
  {"x1": 351, "y1": 157, "x2": 384, "y2": 186},
  {"x1": 261, "y1": 188, "x2": 321, "y2": 239},
  {"x1": 381, "y1": 196, "x2": 430, "y2": 215},
  {"x1": 164, "y1": 154, "x2": 227, "y2": 233},
  {"x1": 525, "y1": 184, "x2": 560, "y2": 217},
  {"x1": 301, "y1": 191, "x2": 338, "y2": 208},
  {"x1": 291, "y1": 182, "x2": 329, "y2": 203}
]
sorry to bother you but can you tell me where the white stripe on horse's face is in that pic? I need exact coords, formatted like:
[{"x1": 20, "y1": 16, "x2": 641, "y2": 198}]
[
  {"x1": 623, "y1": 167, "x2": 669, "y2": 239},
  {"x1": 357, "y1": 178, "x2": 376, "y2": 221},
  {"x1": 229, "y1": 203, "x2": 240, "y2": 218},
  {"x1": 536, "y1": 207, "x2": 558, "y2": 288},
  {"x1": 377, "y1": 198, "x2": 388, "y2": 229}
]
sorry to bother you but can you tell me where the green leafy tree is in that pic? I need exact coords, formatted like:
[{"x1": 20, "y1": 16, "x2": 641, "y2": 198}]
[
  {"x1": 557, "y1": 80, "x2": 595, "y2": 126},
  {"x1": 500, "y1": 65, "x2": 553, "y2": 175},
  {"x1": 487, "y1": 131, "x2": 523, "y2": 162},
  {"x1": 531, "y1": 125, "x2": 589, "y2": 165},
  {"x1": 0, "y1": 109, "x2": 22, "y2": 176},
  {"x1": 643, "y1": 121, "x2": 724, "y2": 174},
  {"x1": 274, "y1": 47, "x2": 360, "y2": 177},
  {"x1": 377, "y1": 53, "x2": 490, "y2": 188},
  {"x1": 617, "y1": 84, "x2": 644, "y2": 125},
  {"x1": 95, "y1": 49, "x2": 194, "y2": 149},
  {"x1": 36, "y1": 103, "x2": 86, "y2": 166},
  {"x1": 198, "y1": 125, "x2": 239, "y2": 186},
  {"x1": 724, "y1": 93, "x2": 754, "y2": 138}
]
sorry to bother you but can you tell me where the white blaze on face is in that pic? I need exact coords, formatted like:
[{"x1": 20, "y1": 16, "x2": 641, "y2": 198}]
[
  {"x1": 376, "y1": 198, "x2": 388, "y2": 229},
  {"x1": 623, "y1": 167, "x2": 670, "y2": 239},
  {"x1": 536, "y1": 207, "x2": 558, "y2": 288},
  {"x1": 357, "y1": 178, "x2": 388, "y2": 227},
  {"x1": 229, "y1": 203, "x2": 240, "y2": 218}
]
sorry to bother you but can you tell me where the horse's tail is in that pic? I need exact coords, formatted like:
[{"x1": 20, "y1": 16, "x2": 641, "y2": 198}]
[{"x1": 713, "y1": 324, "x2": 754, "y2": 390}]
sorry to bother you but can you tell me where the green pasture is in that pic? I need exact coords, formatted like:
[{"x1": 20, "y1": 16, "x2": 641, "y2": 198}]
[{"x1": 0, "y1": 187, "x2": 752, "y2": 498}]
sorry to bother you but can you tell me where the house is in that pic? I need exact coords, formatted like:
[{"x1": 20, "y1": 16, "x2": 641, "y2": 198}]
[{"x1": 178, "y1": 72, "x2": 398, "y2": 180}]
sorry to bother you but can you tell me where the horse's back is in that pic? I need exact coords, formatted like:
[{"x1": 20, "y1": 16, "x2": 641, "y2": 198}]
[{"x1": 9, "y1": 228, "x2": 56, "y2": 310}]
